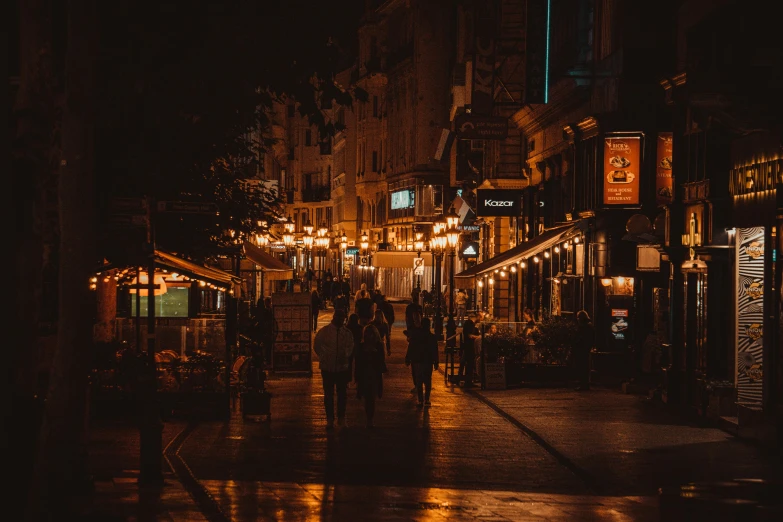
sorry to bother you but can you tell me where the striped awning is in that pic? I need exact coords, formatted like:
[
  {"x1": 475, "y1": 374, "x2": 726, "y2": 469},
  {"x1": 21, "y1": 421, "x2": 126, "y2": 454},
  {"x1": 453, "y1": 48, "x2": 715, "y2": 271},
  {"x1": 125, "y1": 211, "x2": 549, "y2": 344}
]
[{"x1": 155, "y1": 250, "x2": 242, "y2": 291}]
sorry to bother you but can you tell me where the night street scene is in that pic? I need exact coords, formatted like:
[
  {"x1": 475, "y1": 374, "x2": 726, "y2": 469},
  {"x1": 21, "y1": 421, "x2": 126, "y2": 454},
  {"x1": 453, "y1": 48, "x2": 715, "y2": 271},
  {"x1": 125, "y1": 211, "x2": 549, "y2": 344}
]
[{"x1": 8, "y1": 0, "x2": 783, "y2": 520}]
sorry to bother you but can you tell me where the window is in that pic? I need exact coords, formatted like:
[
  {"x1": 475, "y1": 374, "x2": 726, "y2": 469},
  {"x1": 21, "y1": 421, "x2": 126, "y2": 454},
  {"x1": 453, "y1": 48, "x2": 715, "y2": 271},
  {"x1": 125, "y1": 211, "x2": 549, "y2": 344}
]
[
  {"x1": 373, "y1": 95, "x2": 378, "y2": 117},
  {"x1": 325, "y1": 207, "x2": 333, "y2": 228},
  {"x1": 305, "y1": 129, "x2": 311, "y2": 146},
  {"x1": 372, "y1": 151, "x2": 378, "y2": 172},
  {"x1": 379, "y1": 141, "x2": 384, "y2": 172}
]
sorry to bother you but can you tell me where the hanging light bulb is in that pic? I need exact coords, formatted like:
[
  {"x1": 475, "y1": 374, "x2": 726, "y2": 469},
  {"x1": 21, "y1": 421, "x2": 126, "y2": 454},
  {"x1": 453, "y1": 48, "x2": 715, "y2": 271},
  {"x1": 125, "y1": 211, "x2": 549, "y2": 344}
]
[
  {"x1": 544, "y1": 251, "x2": 550, "y2": 258},
  {"x1": 500, "y1": 270, "x2": 506, "y2": 277},
  {"x1": 554, "y1": 246, "x2": 560, "y2": 253},
  {"x1": 489, "y1": 278, "x2": 495, "y2": 285},
  {"x1": 574, "y1": 236, "x2": 580, "y2": 244},
  {"x1": 533, "y1": 256, "x2": 540, "y2": 263},
  {"x1": 510, "y1": 265, "x2": 517, "y2": 273},
  {"x1": 520, "y1": 260, "x2": 526, "y2": 268},
  {"x1": 478, "y1": 280, "x2": 484, "y2": 288}
]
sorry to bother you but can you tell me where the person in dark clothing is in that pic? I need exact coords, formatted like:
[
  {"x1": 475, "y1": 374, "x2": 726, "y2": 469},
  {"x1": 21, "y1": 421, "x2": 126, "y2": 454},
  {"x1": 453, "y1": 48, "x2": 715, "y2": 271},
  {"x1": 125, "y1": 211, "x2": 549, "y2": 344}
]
[
  {"x1": 341, "y1": 280, "x2": 352, "y2": 300},
  {"x1": 331, "y1": 277, "x2": 342, "y2": 302},
  {"x1": 379, "y1": 296, "x2": 395, "y2": 355},
  {"x1": 458, "y1": 314, "x2": 478, "y2": 387},
  {"x1": 405, "y1": 314, "x2": 439, "y2": 407},
  {"x1": 346, "y1": 313, "x2": 362, "y2": 383},
  {"x1": 405, "y1": 300, "x2": 423, "y2": 330},
  {"x1": 258, "y1": 297, "x2": 276, "y2": 365},
  {"x1": 573, "y1": 310, "x2": 595, "y2": 390},
  {"x1": 355, "y1": 294, "x2": 375, "y2": 322},
  {"x1": 355, "y1": 314, "x2": 385, "y2": 428},
  {"x1": 311, "y1": 290, "x2": 321, "y2": 331},
  {"x1": 333, "y1": 292, "x2": 349, "y2": 317}
]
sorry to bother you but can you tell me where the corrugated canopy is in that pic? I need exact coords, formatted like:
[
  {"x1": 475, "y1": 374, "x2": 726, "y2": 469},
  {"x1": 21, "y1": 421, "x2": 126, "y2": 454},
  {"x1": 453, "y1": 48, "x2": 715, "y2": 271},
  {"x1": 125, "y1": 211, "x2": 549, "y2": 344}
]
[
  {"x1": 243, "y1": 241, "x2": 293, "y2": 281},
  {"x1": 155, "y1": 250, "x2": 240, "y2": 289},
  {"x1": 454, "y1": 222, "x2": 586, "y2": 284}
]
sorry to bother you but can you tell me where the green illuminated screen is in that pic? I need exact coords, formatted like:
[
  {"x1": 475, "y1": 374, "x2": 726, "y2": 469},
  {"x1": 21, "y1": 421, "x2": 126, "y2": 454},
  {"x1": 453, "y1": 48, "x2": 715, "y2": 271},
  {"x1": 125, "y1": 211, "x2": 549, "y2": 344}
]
[{"x1": 130, "y1": 287, "x2": 189, "y2": 317}]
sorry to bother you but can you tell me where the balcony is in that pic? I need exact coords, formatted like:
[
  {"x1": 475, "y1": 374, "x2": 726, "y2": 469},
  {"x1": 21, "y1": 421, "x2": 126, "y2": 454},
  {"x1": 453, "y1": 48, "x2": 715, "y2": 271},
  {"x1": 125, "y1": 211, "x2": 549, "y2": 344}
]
[{"x1": 302, "y1": 186, "x2": 331, "y2": 203}]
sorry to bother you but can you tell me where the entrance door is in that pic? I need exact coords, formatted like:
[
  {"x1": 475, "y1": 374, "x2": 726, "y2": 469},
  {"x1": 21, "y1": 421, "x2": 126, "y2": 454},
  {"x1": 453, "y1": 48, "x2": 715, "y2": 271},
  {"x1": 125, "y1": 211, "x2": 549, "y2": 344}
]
[{"x1": 684, "y1": 270, "x2": 708, "y2": 408}]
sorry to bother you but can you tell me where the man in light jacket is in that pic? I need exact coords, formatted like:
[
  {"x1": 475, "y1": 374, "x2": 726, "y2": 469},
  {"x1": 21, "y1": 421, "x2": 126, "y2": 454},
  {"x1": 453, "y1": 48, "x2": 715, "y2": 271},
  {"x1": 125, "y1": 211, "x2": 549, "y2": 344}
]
[{"x1": 314, "y1": 309, "x2": 354, "y2": 428}]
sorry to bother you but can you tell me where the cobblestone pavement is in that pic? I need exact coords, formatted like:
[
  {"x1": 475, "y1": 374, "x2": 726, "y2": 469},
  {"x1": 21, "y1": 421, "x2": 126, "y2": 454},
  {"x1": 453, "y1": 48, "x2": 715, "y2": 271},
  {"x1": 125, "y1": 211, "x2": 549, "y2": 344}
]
[{"x1": 83, "y1": 304, "x2": 780, "y2": 521}]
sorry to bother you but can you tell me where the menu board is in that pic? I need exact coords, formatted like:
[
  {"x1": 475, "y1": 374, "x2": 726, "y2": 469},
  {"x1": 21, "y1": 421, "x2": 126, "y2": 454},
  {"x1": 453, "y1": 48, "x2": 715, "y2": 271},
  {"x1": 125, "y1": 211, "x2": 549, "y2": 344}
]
[
  {"x1": 656, "y1": 133, "x2": 674, "y2": 204},
  {"x1": 603, "y1": 135, "x2": 642, "y2": 206},
  {"x1": 271, "y1": 292, "x2": 312, "y2": 373}
]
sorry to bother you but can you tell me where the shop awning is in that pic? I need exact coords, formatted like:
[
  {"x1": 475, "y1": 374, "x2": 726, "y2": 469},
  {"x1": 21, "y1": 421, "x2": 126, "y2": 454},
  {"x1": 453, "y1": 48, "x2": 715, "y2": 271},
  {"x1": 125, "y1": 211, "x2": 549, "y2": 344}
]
[
  {"x1": 373, "y1": 251, "x2": 434, "y2": 268},
  {"x1": 454, "y1": 221, "x2": 587, "y2": 284},
  {"x1": 155, "y1": 250, "x2": 241, "y2": 290},
  {"x1": 243, "y1": 241, "x2": 294, "y2": 281}
]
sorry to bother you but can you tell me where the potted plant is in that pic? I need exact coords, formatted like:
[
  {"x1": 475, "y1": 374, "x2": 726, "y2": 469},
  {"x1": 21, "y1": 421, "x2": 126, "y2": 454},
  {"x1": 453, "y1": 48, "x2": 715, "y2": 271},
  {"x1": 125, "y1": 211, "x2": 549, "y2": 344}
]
[
  {"x1": 483, "y1": 325, "x2": 528, "y2": 386},
  {"x1": 528, "y1": 315, "x2": 578, "y2": 382}
]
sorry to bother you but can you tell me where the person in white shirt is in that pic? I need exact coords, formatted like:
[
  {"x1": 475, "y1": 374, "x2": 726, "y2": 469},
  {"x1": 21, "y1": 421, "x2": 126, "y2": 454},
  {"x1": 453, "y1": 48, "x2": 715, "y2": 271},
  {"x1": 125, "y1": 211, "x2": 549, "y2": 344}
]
[{"x1": 313, "y1": 309, "x2": 354, "y2": 428}]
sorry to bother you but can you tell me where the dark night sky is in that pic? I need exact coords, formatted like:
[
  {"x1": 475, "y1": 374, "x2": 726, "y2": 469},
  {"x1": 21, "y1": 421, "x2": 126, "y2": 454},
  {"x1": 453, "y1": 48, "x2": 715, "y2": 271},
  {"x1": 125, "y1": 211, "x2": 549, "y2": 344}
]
[{"x1": 259, "y1": 0, "x2": 365, "y2": 79}]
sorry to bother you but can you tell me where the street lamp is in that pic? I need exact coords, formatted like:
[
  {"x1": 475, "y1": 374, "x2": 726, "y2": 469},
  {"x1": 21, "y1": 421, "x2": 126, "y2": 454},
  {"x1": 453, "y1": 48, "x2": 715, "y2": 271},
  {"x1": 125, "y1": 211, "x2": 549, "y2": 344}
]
[
  {"x1": 304, "y1": 219, "x2": 314, "y2": 236},
  {"x1": 284, "y1": 215, "x2": 295, "y2": 234},
  {"x1": 414, "y1": 231, "x2": 424, "y2": 293},
  {"x1": 430, "y1": 222, "x2": 448, "y2": 339},
  {"x1": 339, "y1": 230, "x2": 348, "y2": 282}
]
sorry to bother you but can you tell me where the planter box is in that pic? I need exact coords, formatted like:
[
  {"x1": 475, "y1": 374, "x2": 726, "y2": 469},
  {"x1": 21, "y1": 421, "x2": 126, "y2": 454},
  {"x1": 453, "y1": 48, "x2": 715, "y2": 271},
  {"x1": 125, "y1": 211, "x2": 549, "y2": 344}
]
[{"x1": 513, "y1": 363, "x2": 572, "y2": 385}]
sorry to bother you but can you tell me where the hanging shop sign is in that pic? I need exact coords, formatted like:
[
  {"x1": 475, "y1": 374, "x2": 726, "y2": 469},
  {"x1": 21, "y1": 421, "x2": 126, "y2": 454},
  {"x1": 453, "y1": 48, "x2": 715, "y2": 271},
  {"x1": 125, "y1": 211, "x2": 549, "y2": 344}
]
[
  {"x1": 736, "y1": 227, "x2": 765, "y2": 404},
  {"x1": 476, "y1": 189, "x2": 523, "y2": 217},
  {"x1": 346, "y1": 247, "x2": 360, "y2": 256},
  {"x1": 461, "y1": 241, "x2": 480, "y2": 258},
  {"x1": 603, "y1": 134, "x2": 642, "y2": 206},
  {"x1": 656, "y1": 133, "x2": 674, "y2": 204},
  {"x1": 390, "y1": 189, "x2": 415, "y2": 210}
]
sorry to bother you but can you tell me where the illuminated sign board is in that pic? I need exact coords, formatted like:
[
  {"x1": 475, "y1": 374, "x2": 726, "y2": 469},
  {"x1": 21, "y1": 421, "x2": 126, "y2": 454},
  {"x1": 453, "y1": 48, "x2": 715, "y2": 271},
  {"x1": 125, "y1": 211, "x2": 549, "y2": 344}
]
[
  {"x1": 476, "y1": 189, "x2": 523, "y2": 217},
  {"x1": 603, "y1": 134, "x2": 642, "y2": 206},
  {"x1": 390, "y1": 189, "x2": 415, "y2": 210}
]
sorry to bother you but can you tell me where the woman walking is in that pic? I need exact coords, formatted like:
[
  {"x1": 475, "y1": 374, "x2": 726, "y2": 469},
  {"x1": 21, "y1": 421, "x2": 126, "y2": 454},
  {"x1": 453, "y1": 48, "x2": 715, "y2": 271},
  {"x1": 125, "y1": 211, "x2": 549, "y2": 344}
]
[
  {"x1": 405, "y1": 313, "x2": 439, "y2": 407},
  {"x1": 354, "y1": 318, "x2": 386, "y2": 428},
  {"x1": 371, "y1": 309, "x2": 390, "y2": 357}
]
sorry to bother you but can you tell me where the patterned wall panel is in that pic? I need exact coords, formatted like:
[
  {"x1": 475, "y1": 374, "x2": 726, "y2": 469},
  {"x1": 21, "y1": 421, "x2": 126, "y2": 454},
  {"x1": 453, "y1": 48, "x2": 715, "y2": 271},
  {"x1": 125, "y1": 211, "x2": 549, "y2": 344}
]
[{"x1": 736, "y1": 227, "x2": 765, "y2": 404}]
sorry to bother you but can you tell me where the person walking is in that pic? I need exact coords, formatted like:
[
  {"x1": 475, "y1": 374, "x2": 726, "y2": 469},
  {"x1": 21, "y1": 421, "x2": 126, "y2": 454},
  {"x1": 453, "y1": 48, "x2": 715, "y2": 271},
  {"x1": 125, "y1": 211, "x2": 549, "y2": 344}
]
[
  {"x1": 311, "y1": 289, "x2": 321, "y2": 332},
  {"x1": 379, "y1": 295, "x2": 395, "y2": 355},
  {"x1": 405, "y1": 313, "x2": 439, "y2": 407},
  {"x1": 458, "y1": 313, "x2": 479, "y2": 388},
  {"x1": 258, "y1": 297, "x2": 276, "y2": 365},
  {"x1": 354, "y1": 306, "x2": 385, "y2": 428},
  {"x1": 404, "y1": 297, "x2": 423, "y2": 393},
  {"x1": 455, "y1": 289, "x2": 467, "y2": 325},
  {"x1": 313, "y1": 309, "x2": 354, "y2": 429},
  {"x1": 333, "y1": 291, "x2": 348, "y2": 317},
  {"x1": 372, "y1": 309, "x2": 390, "y2": 357},
  {"x1": 330, "y1": 277, "x2": 342, "y2": 305},
  {"x1": 573, "y1": 310, "x2": 595, "y2": 391}
]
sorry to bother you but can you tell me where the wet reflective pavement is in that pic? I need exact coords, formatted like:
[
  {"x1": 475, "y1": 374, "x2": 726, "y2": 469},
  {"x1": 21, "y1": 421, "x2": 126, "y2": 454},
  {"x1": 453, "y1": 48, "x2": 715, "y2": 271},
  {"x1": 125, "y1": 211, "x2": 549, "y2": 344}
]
[{"x1": 85, "y1": 305, "x2": 780, "y2": 521}]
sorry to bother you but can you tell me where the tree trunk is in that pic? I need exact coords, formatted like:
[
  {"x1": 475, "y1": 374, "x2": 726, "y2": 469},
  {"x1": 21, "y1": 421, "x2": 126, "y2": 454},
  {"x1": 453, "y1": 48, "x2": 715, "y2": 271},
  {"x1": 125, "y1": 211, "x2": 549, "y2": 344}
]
[{"x1": 26, "y1": 0, "x2": 97, "y2": 518}]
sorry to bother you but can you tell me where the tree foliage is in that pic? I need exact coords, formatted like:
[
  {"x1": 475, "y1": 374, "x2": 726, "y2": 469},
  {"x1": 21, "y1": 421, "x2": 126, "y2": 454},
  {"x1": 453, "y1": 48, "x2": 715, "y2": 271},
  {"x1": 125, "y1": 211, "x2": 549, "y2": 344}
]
[{"x1": 96, "y1": 0, "x2": 362, "y2": 263}]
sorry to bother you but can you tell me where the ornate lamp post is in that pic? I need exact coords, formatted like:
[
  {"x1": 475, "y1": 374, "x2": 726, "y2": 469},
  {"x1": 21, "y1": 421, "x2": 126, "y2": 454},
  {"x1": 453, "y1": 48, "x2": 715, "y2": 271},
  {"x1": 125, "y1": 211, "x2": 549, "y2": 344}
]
[
  {"x1": 339, "y1": 230, "x2": 348, "y2": 282},
  {"x1": 413, "y1": 232, "x2": 424, "y2": 293},
  {"x1": 303, "y1": 219, "x2": 314, "y2": 236},
  {"x1": 282, "y1": 229, "x2": 295, "y2": 292},
  {"x1": 445, "y1": 208, "x2": 460, "y2": 345},
  {"x1": 317, "y1": 222, "x2": 328, "y2": 275},
  {"x1": 359, "y1": 230, "x2": 369, "y2": 289},
  {"x1": 431, "y1": 217, "x2": 448, "y2": 339}
]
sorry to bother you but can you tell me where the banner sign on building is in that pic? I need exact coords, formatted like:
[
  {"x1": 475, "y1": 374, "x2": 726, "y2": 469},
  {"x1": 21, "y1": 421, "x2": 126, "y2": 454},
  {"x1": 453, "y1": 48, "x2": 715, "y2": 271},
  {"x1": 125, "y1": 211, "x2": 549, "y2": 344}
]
[
  {"x1": 476, "y1": 189, "x2": 523, "y2": 217},
  {"x1": 736, "y1": 227, "x2": 765, "y2": 404},
  {"x1": 603, "y1": 135, "x2": 642, "y2": 206},
  {"x1": 656, "y1": 133, "x2": 674, "y2": 204},
  {"x1": 471, "y1": 0, "x2": 498, "y2": 115},
  {"x1": 523, "y1": 0, "x2": 551, "y2": 104}
]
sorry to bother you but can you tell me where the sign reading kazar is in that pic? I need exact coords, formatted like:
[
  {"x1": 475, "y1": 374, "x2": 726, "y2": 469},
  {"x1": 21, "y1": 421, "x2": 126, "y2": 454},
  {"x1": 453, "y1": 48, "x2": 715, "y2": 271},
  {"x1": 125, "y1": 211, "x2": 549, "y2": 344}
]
[
  {"x1": 603, "y1": 134, "x2": 642, "y2": 206},
  {"x1": 476, "y1": 189, "x2": 523, "y2": 217}
]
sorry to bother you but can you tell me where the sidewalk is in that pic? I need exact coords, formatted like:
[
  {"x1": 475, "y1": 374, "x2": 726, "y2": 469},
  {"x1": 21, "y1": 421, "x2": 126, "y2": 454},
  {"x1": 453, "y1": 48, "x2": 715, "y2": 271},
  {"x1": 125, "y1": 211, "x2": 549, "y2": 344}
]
[{"x1": 469, "y1": 384, "x2": 781, "y2": 496}]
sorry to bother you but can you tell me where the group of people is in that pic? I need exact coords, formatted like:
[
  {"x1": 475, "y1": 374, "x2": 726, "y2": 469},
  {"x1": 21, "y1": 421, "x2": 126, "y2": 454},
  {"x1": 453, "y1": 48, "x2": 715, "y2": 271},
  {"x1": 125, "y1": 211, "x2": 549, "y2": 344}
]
[{"x1": 313, "y1": 298, "x2": 389, "y2": 429}]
